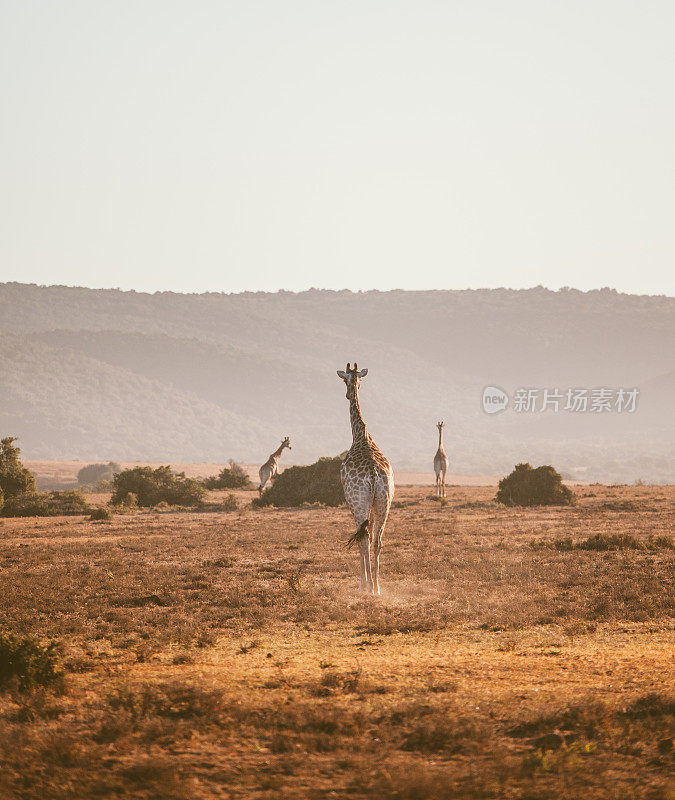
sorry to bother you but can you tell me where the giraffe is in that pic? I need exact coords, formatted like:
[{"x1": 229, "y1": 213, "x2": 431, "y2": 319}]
[
  {"x1": 258, "y1": 437, "x2": 291, "y2": 494},
  {"x1": 336, "y1": 362, "x2": 394, "y2": 596},
  {"x1": 433, "y1": 421, "x2": 449, "y2": 498}
]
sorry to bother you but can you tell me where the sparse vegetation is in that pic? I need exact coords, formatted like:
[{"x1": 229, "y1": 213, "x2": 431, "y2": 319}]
[
  {"x1": 220, "y1": 493, "x2": 238, "y2": 511},
  {"x1": 533, "y1": 532, "x2": 674, "y2": 551},
  {"x1": 0, "y1": 482, "x2": 672, "y2": 799},
  {"x1": 203, "y1": 460, "x2": 252, "y2": 489},
  {"x1": 254, "y1": 456, "x2": 344, "y2": 507},
  {"x1": 110, "y1": 465, "x2": 206, "y2": 507},
  {"x1": 496, "y1": 462, "x2": 575, "y2": 506}
]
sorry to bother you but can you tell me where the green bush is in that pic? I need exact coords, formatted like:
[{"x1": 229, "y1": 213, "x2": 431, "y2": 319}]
[
  {"x1": 0, "y1": 437, "x2": 36, "y2": 500},
  {"x1": 0, "y1": 633, "x2": 61, "y2": 692},
  {"x1": 111, "y1": 466, "x2": 206, "y2": 507},
  {"x1": 90, "y1": 506, "x2": 113, "y2": 521},
  {"x1": 77, "y1": 461, "x2": 121, "y2": 487},
  {"x1": 1, "y1": 490, "x2": 92, "y2": 517},
  {"x1": 203, "y1": 460, "x2": 252, "y2": 489},
  {"x1": 496, "y1": 463, "x2": 575, "y2": 507},
  {"x1": 254, "y1": 456, "x2": 344, "y2": 507}
]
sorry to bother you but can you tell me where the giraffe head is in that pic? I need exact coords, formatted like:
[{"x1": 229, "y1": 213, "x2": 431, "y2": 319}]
[
  {"x1": 336, "y1": 362, "x2": 368, "y2": 399},
  {"x1": 437, "y1": 421, "x2": 445, "y2": 432},
  {"x1": 281, "y1": 436, "x2": 291, "y2": 450}
]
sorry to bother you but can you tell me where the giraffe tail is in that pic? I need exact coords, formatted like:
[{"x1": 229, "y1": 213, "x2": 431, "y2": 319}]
[{"x1": 346, "y1": 519, "x2": 369, "y2": 549}]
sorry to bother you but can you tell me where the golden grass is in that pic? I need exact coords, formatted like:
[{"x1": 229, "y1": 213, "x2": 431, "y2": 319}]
[{"x1": 0, "y1": 484, "x2": 672, "y2": 799}]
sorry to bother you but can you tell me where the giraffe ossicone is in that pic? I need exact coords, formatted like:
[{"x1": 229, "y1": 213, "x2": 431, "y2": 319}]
[
  {"x1": 258, "y1": 436, "x2": 291, "y2": 495},
  {"x1": 337, "y1": 362, "x2": 394, "y2": 596}
]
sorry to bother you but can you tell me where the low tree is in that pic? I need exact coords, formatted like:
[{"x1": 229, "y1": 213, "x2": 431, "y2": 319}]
[
  {"x1": 203, "y1": 461, "x2": 252, "y2": 490},
  {"x1": 111, "y1": 466, "x2": 205, "y2": 507},
  {"x1": 496, "y1": 463, "x2": 575, "y2": 507},
  {"x1": 0, "y1": 437, "x2": 36, "y2": 500},
  {"x1": 77, "y1": 461, "x2": 121, "y2": 486},
  {"x1": 254, "y1": 456, "x2": 344, "y2": 507}
]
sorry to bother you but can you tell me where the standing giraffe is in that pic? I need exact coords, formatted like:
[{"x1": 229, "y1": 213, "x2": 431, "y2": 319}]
[
  {"x1": 433, "y1": 421, "x2": 449, "y2": 497},
  {"x1": 336, "y1": 362, "x2": 394, "y2": 596},
  {"x1": 258, "y1": 437, "x2": 291, "y2": 494}
]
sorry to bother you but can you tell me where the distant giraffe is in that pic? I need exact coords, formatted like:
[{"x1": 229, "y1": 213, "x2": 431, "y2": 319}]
[
  {"x1": 433, "y1": 421, "x2": 449, "y2": 497},
  {"x1": 258, "y1": 437, "x2": 291, "y2": 494},
  {"x1": 336, "y1": 362, "x2": 394, "y2": 596}
]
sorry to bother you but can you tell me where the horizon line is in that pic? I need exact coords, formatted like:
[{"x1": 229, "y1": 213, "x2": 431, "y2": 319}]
[{"x1": 2, "y1": 281, "x2": 673, "y2": 300}]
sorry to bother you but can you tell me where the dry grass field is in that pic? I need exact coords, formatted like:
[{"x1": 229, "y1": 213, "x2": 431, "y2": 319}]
[
  {"x1": 24, "y1": 461, "x2": 502, "y2": 490},
  {"x1": 0, "y1": 483, "x2": 673, "y2": 799}
]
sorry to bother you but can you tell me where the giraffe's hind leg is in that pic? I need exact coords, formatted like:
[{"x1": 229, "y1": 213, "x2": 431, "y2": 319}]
[
  {"x1": 343, "y1": 472, "x2": 377, "y2": 593},
  {"x1": 371, "y1": 487, "x2": 392, "y2": 596},
  {"x1": 258, "y1": 467, "x2": 268, "y2": 495},
  {"x1": 347, "y1": 516, "x2": 372, "y2": 593}
]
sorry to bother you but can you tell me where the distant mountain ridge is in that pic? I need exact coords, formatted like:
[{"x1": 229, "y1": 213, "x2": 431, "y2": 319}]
[{"x1": 1, "y1": 283, "x2": 673, "y2": 482}]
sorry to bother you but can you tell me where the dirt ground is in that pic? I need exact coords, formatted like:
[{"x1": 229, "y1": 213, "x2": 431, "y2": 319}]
[{"x1": 0, "y1": 484, "x2": 672, "y2": 799}]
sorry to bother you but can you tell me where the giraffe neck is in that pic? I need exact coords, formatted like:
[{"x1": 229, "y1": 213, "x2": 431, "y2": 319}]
[
  {"x1": 438, "y1": 428, "x2": 444, "y2": 450},
  {"x1": 348, "y1": 386, "x2": 367, "y2": 442},
  {"x1": 270, "y1": 444, "x2": 286, "y2": 460}
]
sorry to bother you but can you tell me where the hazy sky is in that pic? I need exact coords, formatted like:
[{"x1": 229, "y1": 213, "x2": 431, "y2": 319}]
[{"x1": 1, "y1": 1, "x2": 673, "y2": 295}]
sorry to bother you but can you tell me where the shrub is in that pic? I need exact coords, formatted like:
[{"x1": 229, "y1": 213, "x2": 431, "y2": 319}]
[
  {"x1": 533, "y1": 533, "x2": 674, "y2": 552},
  {"x1": 90, "y1": 506, "x2": 113, "y2": 521},
  {"x1": 221, "y1": 493, "x2": 238, "y2": 511},
  {"x1": 1, "y1": 490, "x2": 92, "y2": 517},
  {"x1": 0, "y1": 633, "x2": 61, "y2": 692},
  {"x1": 203, "y1": 461, "x2": 252, "y2": 489},
  {"x1": 496, "y1": 463, "x2": 575, "y2": 507},
  {"x1": 0, "y1": 436, "x2": 36, "y2": 499},
  {"x1": 77, "y1": 461, "x2": 121, "y2": 487},
  {"x1": 254, "y1": 456, "x2": 344, "y2": 507},
  {"x1": 111, "y1": 466, "x2": 206, "y2": 507}
]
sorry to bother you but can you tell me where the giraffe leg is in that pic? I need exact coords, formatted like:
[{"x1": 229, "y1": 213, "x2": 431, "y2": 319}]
[
  {"x1": 371, "y1": 524, "x2": 383, "y2": 596},
  {"x1": 343, "y1": 472, "x2": 376, "y2": 594},
  {"x1": 360, "y1": 533, "x2": 373, "y2": 594},
  {"x1": 441, "y1": 470, "x2": 446, "y2": 498},
  {"x1": 371, "y1": 485, "x2": 392, "y2": 596}
]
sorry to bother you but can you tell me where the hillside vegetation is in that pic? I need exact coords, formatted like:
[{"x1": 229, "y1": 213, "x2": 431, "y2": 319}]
[{"x1": 0, "y1": 283, "x2": 673, "y2": 481}]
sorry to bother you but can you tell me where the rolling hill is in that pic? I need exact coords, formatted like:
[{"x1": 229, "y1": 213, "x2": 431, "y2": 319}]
[{"x1": 1, "y1": 283, "x2": 673, "y2": 482}]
